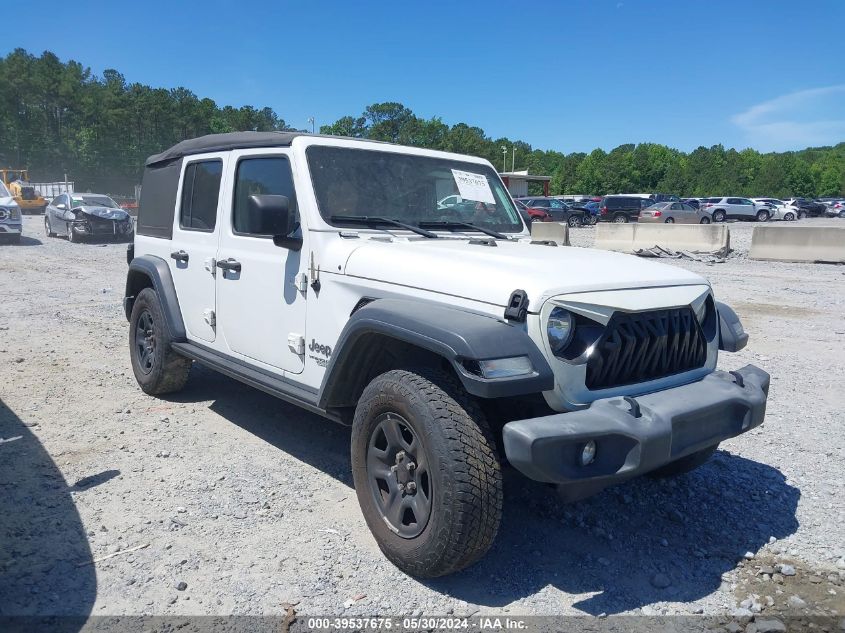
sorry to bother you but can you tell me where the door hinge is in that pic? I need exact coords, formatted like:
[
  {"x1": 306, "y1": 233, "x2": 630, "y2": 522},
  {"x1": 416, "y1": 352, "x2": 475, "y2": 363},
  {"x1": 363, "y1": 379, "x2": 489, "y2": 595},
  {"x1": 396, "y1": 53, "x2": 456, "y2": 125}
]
[
  {"x1": 204, "y1": 257, "x2": 217, "y2": 277},
  {"x1": 203, "y1": 309, "x2": 216, "y2": 327},
  {"x1": 293, "y1": 272, "x2": 308, "y2": 293},
  {"x1": 288, "y1": 333, "x2": 305, "y2": 355}
]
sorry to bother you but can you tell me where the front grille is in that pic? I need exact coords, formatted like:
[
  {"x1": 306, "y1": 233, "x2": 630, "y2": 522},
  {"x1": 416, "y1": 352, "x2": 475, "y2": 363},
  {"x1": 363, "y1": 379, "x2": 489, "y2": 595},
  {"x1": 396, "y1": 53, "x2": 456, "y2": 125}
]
[{"x1": 586, "y1": 307, "x2": 706, "y2": 390}]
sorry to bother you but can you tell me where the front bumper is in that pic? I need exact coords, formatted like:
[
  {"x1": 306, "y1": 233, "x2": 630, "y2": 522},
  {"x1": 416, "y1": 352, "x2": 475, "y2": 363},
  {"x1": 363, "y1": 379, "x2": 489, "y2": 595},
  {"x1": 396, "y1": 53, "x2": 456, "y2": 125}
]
[
  {"x1": 502, "y1": 365, "x2": 769, "y2": 484},
  {"x1": 0, "y1": 222, "x2": 23, "y2": 235}
]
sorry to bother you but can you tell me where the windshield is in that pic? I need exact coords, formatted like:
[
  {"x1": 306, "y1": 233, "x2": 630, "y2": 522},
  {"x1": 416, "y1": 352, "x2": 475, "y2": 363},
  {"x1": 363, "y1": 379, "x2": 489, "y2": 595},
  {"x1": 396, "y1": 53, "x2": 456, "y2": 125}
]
[
  {"x1": 307, "y1": 146, "x2": 524, "y2": 233},
  {"x1": 0, "y1": 181, "x2": 10, "y2": 197},
  {"x1": 73, "y1": 195, "x2": 119, "y2": 209}
]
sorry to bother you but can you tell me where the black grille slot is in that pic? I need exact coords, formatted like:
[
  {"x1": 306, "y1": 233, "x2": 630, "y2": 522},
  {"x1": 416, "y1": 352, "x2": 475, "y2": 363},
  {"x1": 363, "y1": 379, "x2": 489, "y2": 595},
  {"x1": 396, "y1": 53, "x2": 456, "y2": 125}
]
[{"x1": 586, "y1": 307, "x2": 706, "y2": 390}]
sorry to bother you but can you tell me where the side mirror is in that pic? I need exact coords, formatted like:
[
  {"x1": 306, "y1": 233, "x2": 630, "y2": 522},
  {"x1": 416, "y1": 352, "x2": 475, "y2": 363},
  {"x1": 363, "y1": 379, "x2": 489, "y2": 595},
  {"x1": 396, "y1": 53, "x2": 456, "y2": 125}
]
[
  {"x1": 246, "y1": 194, "x2": 302, "y2": 251},
  {"x1": 56, "y1": 203, "x2": 67, "y2": 210}
]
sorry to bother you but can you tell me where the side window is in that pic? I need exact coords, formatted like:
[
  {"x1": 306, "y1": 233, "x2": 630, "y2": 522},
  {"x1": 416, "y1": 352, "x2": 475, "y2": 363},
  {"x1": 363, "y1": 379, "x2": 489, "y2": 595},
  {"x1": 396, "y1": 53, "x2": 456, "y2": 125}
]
[
  {"x1": 180, "y1": 160, "x2": 222, "y2": 231},
  {"x1": 233, "y1": 156, "x2": 297, "y2": 236},
  {"x1": 726, "y1": 198, "x2": 741, "y2": 205},
  {"x1": 54, "y1": 194, "x2": 66, "y2": 208}
]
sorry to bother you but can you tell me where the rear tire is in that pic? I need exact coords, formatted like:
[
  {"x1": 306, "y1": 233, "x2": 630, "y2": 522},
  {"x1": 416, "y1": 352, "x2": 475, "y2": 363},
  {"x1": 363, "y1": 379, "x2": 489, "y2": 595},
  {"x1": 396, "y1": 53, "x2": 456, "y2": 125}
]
[
  {"x1": 613, "y1": 214, "x2": 629, "y2": 223},
  {"x1": 664, "y1": 217, "x2": 675, "y2": 224},
  {"x1": 351, "y1": 368, "x2": 502, "y2": 577},
  {"x1": 756, "y1": 210, "x2": 770, "y2": 222},
  {"x1": 700, "y1": 216, "x2": 711, "y2": 224},
  {"x1": 129, "y1": 287, "x2": 192, "y2": 395},
  {"x1": 798, "y1": 211, "x2": 807, "y2": 219},
  {"x1": 712, "y1": 210, "x2": 726, "y2": 222},
  {"x1": 648, "y1": 444, "x2": 719, "y2": 478}
]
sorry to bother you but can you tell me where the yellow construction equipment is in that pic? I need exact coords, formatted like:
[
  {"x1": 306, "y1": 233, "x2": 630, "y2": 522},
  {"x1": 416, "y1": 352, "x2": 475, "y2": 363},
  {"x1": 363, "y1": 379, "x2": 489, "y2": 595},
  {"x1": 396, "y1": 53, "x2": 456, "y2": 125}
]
[{"x1": 0, "y1": 169, "x2": 48, "y2": 213}]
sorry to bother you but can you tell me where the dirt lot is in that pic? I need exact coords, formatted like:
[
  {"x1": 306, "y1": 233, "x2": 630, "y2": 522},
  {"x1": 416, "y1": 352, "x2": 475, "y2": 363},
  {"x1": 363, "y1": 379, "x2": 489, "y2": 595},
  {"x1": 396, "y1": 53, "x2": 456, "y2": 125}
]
[{"x1": 1, "y1": 215, "x2": 844, "y2": 623}]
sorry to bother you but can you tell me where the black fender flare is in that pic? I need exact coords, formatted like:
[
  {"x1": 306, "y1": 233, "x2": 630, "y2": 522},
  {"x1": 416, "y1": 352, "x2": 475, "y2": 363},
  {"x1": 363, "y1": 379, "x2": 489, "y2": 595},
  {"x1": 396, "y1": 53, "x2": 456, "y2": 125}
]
[
  {"x1": 716, "y1": 301, "x2": 748, "y2": 352},
  {"x1": 317, "y1": 298, "x2": 554, "y2": 409},
  {"x1": 124, "y1": 255, "x2": 186, "y2": 342}
]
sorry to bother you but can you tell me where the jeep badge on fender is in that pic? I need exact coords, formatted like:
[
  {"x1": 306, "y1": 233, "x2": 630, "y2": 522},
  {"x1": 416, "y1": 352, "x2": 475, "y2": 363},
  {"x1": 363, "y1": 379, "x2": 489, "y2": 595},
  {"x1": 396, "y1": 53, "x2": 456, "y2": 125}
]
[{"x1": 124, "y1": 131, "x2": 770, "y2": 577}]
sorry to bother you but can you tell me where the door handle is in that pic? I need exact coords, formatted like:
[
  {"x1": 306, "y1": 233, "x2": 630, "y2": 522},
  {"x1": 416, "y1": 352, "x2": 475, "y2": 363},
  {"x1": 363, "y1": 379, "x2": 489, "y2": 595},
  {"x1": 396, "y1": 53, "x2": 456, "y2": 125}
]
[
  {"x1": 216, "y1": 258, "x2": 242, "y2": 273},
  {"x1": 170, "y1": 250, "x2": 189, "y2": 263}
]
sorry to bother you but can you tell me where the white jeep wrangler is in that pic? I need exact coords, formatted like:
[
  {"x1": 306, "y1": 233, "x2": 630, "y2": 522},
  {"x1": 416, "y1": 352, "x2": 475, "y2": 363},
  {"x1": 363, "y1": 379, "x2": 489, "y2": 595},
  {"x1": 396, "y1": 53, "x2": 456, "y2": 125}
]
[{"x1": 124, "y1": 132, "x2": 769, "y2": 577}]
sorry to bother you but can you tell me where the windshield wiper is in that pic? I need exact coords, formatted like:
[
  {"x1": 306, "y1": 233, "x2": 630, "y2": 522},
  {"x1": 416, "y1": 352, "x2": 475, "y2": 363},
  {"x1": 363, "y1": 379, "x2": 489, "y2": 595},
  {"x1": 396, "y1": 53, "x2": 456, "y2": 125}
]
[
  {"x1": 417, "y1": 221, "x2": 509, "y2": 240},
  {"x1": 330, "y1": 215, "x2": 438, "y2": 239}
]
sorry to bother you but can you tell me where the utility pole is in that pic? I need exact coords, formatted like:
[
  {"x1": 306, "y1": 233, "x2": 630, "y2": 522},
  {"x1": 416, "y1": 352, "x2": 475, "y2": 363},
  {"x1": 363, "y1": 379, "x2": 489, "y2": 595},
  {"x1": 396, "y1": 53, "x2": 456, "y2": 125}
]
[
  {"x1": 511, "y1": 147, "x2": 516, "y2": 172},
  {"x1": 501, "y1": 146, "x2": 507, "y2": 173},
  {"x1": 307, "y1": 117, "x2": 315, "y2": 134}
]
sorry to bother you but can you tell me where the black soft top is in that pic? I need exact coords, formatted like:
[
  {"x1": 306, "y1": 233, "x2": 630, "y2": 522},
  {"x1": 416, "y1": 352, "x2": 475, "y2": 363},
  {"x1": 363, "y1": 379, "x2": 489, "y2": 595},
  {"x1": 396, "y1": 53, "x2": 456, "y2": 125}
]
[{"x1": 145, "y1": 131, "x2": 304, "y2": 166}]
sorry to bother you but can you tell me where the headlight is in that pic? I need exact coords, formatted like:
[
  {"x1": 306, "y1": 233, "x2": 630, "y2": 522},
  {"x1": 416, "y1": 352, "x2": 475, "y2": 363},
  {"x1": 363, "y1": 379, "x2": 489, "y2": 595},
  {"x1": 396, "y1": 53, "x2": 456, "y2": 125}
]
[
  {"x1": 0, "y1": 208, "x2": 8, "y2": 221},
  {"x1": 547, "y1": 307, "x2": 575, "y2": 355}
]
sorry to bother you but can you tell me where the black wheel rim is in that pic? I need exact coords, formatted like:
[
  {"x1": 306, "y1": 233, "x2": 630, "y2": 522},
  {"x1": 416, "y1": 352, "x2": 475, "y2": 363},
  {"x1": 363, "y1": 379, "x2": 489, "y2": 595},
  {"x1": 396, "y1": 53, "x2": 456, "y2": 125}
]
[
  {"x1": 134, "y1": 310, "x2": 156, "y2": 375},
  {"x1": 366, "y1": 412, "x2": 432, "y2": 539}
]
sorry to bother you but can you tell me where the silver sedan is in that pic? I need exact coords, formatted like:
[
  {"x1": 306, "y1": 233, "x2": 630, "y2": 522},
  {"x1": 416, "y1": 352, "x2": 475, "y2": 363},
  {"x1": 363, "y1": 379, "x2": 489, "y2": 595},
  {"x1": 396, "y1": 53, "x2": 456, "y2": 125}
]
[{"x1": 639, "y1": 202, "x2": 713, "y2": 224}]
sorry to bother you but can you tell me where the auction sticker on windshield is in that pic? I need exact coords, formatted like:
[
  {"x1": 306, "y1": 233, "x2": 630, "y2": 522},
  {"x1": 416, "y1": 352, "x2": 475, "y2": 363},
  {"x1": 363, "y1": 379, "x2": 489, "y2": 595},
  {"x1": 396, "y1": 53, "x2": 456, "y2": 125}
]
[{"x1": 451, "y1": 169, "x2": 495, "y2": 204}]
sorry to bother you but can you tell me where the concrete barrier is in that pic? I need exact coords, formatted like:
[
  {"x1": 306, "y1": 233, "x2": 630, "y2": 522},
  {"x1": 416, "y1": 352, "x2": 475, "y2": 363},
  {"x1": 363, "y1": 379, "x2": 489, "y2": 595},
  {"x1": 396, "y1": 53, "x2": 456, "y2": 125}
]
[
  {"x1": 749, "y1": 225, "x2": 845, "y2": 263},
  {"x1": 530, "y1": 221, "x2": 570, "y2": 246},
  {"x1": 594, "y1": 223, "x2": 730, "y2": 255}
]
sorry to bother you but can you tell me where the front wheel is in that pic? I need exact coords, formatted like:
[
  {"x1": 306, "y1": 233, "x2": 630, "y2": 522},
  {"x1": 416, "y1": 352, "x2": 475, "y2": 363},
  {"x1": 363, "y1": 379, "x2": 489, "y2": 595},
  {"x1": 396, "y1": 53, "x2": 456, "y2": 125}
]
[
  {"x1": 129, "y1": 287, "x2": 192, "y2": 395},
  {"x1": 67, "y1": 225, "x2": 81, "y2": 243},
  {"x1": 351, "y1": 368, "x2": 502, "y2": 577},
  {"x1": 712, "y1": 210, "x2": 726, "y2": 222},
  {"x1": 783, "y1": 212, "x2": 795, "y2": 221},
  {"x1": 45, "y1": 217, "x2": 56, "y2": 237},
  {"x1": 567, "y1": 214, "x2": 582, "y2": 228}
]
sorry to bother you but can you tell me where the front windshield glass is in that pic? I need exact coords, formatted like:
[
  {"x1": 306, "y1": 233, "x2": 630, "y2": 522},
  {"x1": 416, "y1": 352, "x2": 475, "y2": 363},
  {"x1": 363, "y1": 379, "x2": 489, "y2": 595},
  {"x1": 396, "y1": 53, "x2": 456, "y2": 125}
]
[
  {"x1": 307, "y1": 146, "x2": 524, "y2": 233},
  {"x1": 73, "y1": 195, "x2": 119, "y2": 208},
  {"x1": 0, "y1": 181, "x2": 10, "y2": 197}
]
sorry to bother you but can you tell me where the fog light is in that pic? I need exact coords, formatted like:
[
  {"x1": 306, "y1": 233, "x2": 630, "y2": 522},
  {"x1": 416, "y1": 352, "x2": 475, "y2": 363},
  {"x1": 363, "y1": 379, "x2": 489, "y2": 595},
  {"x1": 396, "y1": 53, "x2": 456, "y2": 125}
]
[{"x1": 581, "y1": 440, "x2": 596, "y2": 466}]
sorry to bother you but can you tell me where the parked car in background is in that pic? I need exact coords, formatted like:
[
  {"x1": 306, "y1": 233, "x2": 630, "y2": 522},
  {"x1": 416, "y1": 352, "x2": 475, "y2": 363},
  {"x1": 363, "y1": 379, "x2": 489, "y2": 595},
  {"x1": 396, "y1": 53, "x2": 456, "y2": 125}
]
[
  {"x1": 639, "y1": 201, "x2": 713, "y2": 224},
  {"x1": 517, "y1": 197, "x2": 584, "y2": 227},
  {"x1": 752, "y1": 198, "x2": 798, "y2": 221},
  {"x1": 514, "y1": 199, "x2": 544, "y2": 224},
  {"x1": 825, "y1": 200, "x2": 845, "y2": 218},
  {"x1": 0, "y1": 181, "x2": 23, "y2": 243},
  {"x1": 569, "y1": 200, "x2": 600, "y2": 225},
  {"x1": 783, "y1": 198, "x2": 826, "y2": 218},
  {"x1": 598, "y1": 195, "x2": 652, "y2": 223},
  {"x1": 45, "y1": 192, "x2": 134, "y2": 242},
  {"x1": 700, "y1": 197, "x2": 770, "y2": 222},
  {"x1": 681, "y1": 198, "x2": 701, "y2": 209}
]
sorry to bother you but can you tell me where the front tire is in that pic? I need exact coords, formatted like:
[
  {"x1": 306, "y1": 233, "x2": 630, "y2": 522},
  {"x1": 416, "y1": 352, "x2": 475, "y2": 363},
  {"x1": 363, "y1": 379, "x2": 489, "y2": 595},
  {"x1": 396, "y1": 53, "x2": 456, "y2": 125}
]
[
  {"x1": 45, "y1": 217, "x2": 56, "y2": 237},
  {"x1": 129, "y1": 287, "x2": 192, "y2": 395},
  {"x1": 648, "y1": 444, "x2": 719, "y2": 478},
  {"x1": 784, "y1": 212, "x2": 795, "y2": 221},
  {"x1": 67, "y1": 225, "x2": 80, "y2": 243},
  {"x1": 567, "y1": 214, "x2": 582, "y2": 228},
  {"x1": 351, "y1": 368, "x2": 502, "y2": 577}
]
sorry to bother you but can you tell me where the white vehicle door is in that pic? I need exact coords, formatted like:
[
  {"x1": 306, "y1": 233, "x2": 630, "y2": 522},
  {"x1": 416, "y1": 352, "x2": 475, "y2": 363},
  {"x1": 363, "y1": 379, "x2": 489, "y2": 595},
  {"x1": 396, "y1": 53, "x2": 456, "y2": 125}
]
[
  {"x1": 215, "y1": 152, "x2": 306, "y2": 374},
  {"x1": 170, "y1": 156, "x2": 227, "y2": 343}
]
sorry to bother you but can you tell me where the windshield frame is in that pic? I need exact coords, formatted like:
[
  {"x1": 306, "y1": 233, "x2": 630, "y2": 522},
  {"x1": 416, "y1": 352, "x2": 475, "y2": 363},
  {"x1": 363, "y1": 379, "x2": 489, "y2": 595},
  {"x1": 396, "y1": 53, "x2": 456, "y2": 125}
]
[
  {"x1": 305, "y1": 144, "x2": 525, "y2": 234},
  {"x1": 72, "y1": 194, "x2": 120, "y2": 209}
]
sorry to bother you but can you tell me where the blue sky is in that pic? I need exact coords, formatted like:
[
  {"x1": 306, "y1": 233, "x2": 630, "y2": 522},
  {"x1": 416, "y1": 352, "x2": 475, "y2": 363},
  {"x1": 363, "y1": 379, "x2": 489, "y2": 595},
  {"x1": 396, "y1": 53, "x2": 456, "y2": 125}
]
[{"x1": 8, "y1": 0, "x2": 845, "y2": 153}]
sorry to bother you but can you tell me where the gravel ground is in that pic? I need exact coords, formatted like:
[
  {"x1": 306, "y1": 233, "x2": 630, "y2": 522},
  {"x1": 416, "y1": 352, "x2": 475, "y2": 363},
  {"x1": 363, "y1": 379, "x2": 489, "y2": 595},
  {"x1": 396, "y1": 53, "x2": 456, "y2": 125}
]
[{"x1": 1, "y1": 215, "x2": 844, "y2": 622}]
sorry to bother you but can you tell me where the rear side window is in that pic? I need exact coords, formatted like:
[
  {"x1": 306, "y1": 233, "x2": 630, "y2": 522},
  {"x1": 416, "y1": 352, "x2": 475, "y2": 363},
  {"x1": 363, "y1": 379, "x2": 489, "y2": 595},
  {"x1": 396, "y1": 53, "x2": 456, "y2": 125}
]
[
  {"x1": 233, "y1": 157, "x2": 297, "y2": 236},
  {"x1": 180, "y1": 160, "x2": 222, "y2": 231}
]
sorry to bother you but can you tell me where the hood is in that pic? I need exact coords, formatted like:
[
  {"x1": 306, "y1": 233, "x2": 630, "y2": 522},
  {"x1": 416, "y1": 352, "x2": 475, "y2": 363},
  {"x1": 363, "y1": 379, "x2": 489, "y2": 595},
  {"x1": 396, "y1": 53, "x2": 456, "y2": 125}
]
[
  {"x1": 343, "y1": 238, "x2": 707, "y2": 310},
  {"x1": 0, "y1": 196, "x2": 18, "y2": 208},
  {"x1": 77, "y1": 206, "x2": 130, "y2": 221}
]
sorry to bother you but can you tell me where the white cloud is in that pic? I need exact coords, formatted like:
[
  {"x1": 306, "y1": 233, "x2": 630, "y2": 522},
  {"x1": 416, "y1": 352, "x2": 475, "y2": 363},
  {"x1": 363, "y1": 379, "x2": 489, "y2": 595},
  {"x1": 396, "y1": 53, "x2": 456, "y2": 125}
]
[{"x1": 731, "y1": 85, "x2": 845, "y2": 151}]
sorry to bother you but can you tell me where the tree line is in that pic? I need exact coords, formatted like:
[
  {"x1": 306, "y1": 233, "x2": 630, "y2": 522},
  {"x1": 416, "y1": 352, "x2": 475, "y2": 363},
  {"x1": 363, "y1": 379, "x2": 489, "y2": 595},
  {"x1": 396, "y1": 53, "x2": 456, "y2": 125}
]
[{"x1": 2, "y1": 48, "x2": 843, "y2": 198}]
